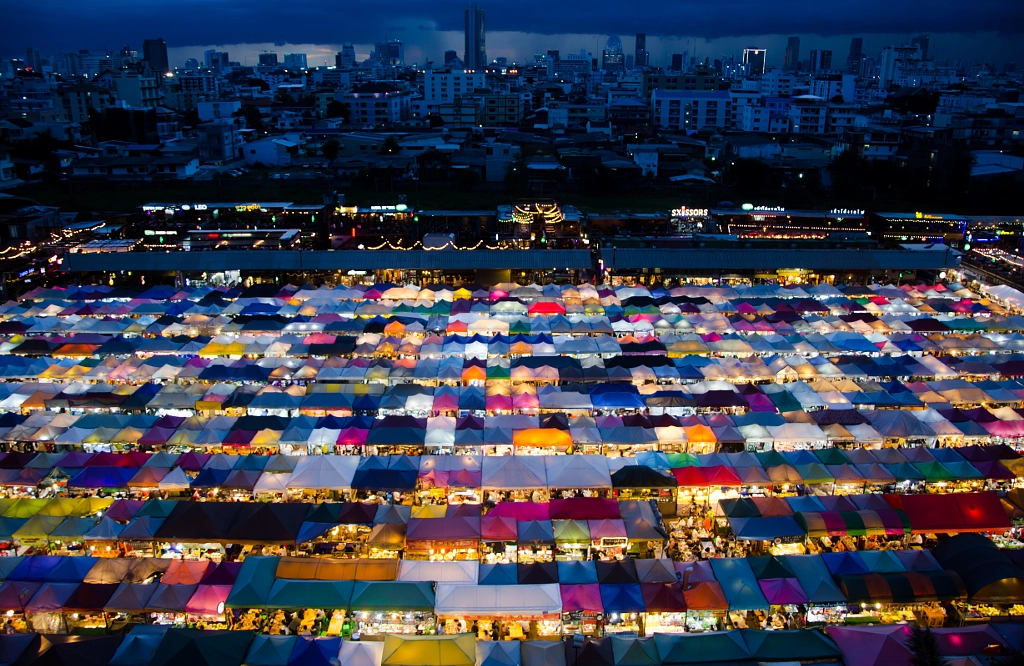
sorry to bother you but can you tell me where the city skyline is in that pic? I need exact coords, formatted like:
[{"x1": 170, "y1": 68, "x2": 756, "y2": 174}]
[
  {"x1": 3, "y1": 0, "x2": 1023, "y2": 67},
  {"x1": 21, "y1": 30, "x2": 1019, "y2": 75}
]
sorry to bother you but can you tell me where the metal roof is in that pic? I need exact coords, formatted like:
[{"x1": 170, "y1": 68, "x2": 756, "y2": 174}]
[
  {"x1": 64, "y1": 249, "x2": 594, "y2": 273},
  {"x1": 601, "y1": 247, "x2": 961, "y2": 271}
]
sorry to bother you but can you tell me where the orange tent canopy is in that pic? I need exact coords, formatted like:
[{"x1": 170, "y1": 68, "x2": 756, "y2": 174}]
[{"x1": 513, "y1": 428, "x2": 572, "y2": 448}]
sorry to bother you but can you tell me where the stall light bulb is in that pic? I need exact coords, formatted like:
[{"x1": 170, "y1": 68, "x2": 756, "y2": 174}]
[
  {"x1": 5, "y1": 610, "x2": 12, "y2": 618},
  {"x1": 217, "y1": 602, "x2": 225, "y2": 614}
]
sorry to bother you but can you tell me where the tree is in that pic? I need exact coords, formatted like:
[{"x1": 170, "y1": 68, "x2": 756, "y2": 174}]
[
  {"x1": 829, "y1": 150, "x2": 872, "y2": 200},
  {"x1": 325, "y1": 100, "x2": 349, "y2": 121},
  {"x1": 454, "y1": 167, "x2": 480, "y2": 191},
  {"x1": 907, "y1": 626, "x2": 945, "y2": 666},
  {"x1": 320, "y1": 139, "x2": 341, "y2": 166},
  {"x1": 274, "y1": 90, "x2": 295, "y2": 105},
  {"x1": 236, "y1": 106, "x2": 264, "y2": 133},
  {"x1": 181, "y1": 108, "x2": 201, "y2": 128},
  {"x1": 416, "y1": 149, "x2": 452, "y2": 181},
  {"x1": 722, "y1": 158, "x2": 782, "y2": 199},
  {"x1": 935, "y1": 144, "x2": 975, "y2": 202},
  {"x1": 505, "y1": 154, "x2": 529, "y2": 196},
  {"x1": 246, "y1": 77, "x2": 270, "y2": 91},
  {"x1": 382, "y1": 136, "x2": 402, "y2": 154}
]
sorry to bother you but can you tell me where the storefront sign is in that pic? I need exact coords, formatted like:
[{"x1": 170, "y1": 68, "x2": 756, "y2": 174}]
[
  {"x1": 671, "y1": 207, "x2": 709, "y2": 217},
  {"x1": 830, "y1": 208, "x2": 864, "y2": 216},
  {"x1": 599, "y1": 537, "x2": 628, "y2": 548}
]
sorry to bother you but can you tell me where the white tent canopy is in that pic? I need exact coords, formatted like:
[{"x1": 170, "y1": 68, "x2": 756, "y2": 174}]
[
  {"x1": 287, "y1": 455, "x2": 359, "y2": 489},
  {"x1": 397, "y1": 561, "x2": 479, "y2": 585},
  {"x1": 543, "y1": 455, "x2": 612, "y2": 489},
  {"x1": 434, "y1": 584, "x2": 562, "y2": 617},
  {"x1": 481, "y1": 456, "x2": 547, "y2": 490}
]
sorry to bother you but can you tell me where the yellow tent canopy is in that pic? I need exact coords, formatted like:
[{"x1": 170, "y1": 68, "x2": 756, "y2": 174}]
[
  {"x1": 13, "y1": 514, "x2": 64, "y2": 540},
  {"x1": 382, "y1": 634, "x2": 476, "y2": 666},
  {"x1": 2, "y1": 498, "x2": 47, "y2": 519},
  {"x1": 513, "y1": 428, "x2": 572, "y2": 449}
]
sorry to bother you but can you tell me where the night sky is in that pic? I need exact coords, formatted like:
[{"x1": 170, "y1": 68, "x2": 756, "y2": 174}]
[{"x1": 5, "y1": 0, "x2": 1023, "y2": 67}]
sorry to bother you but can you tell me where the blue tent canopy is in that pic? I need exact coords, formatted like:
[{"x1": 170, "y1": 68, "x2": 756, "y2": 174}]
[
  {"x1": 600, "y1": 583, "x2": 646, "y2": 613},
  {"x1": 244, "y1": 635, "x2": 298, "y2": 666},
  {"x1": 557, "y1": 561, "x2": 599, "y2": 585},
  {"x1": 781, "y1": 554, "x2": 847, "y2": 604},
  {"x1": 710, "y1": 558, "x2": 769, "y2": 610},
  {"x1": 108, "y1": 626, "x2": 169, "y2": 666},
  {"x1": 226, "y1": 556, "x2": 280, "y2": 609},
  {"x1": 478, "y1": 564, "x2": 518, "y2": 586},
  {"x1": 68, "y1": 467, "x2": 135, "y2": 489},
  {"x1": 727, "y1": 516, "x2": 805, "y2": 541},
  {"x1": 821, "y1": 552, "x2": 869, "y2": 576},
  {"x1": 288, "y1": 637, "x2": 342, "y2": 666}
]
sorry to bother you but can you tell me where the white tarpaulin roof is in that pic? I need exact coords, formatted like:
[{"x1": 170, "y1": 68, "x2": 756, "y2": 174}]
[
  {"x1": 434, "y1": 584, "x2": 562, "y2": 617},
  {"x1": 765, "y1": 423, "x2": 827, "y2": 443},
  {"x1": 287, "y1": 455, "x2": 358, "y2": 489},
  {"x1": 397, "y1": 561, "x2": 479, "y2": 585},
  {"x1": 543, "y1": 455, "x2": 611, "y2": 489},
  {"x1": 481, "y1": 456, "x2": 547, "y2": 490}
]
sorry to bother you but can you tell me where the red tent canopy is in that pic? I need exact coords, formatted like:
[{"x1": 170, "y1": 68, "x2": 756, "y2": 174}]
[
  {"x1": 640, "y1": 582, "x2": 687, "y2": 612},
  {"x1": 549, "y1": 498, "x2": 620, "y2": 520},
  {"x1": 672, "y1": 467, "x2": 709, "y2": 487},
  {"x1": 480, "y1": 515, "x2": 518, "y2": 541},
  {"x1": 682, "y1": 581, "x2": 729, "y2": 611},
  {"x1": 885, "y1": 491, "x2": 1011, "y2": 534},
  {"x1": 488, "y1": 502, "x2": 550, "y2": 521}
]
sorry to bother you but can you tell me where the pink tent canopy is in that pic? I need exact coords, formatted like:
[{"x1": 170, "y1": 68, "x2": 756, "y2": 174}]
[
  {"x1": 825, "y1": 625, "x2": 913, "y2": 666},
  {"x1": 185, "y1": 584, "x2": 231, "y2": 614},
  {"x1": 485, "y1": 395, "x2": 513, "y2": 411},
  {"x1": 587, "y1": 519, "x2": 626, "y2": 540},
  {"x1": 480, "y1": 515, "x2": 518, "y2": 541},
  {"x1": 827, "y1": 624, "x2": 1011, "y2": 666},
  {"x1": 549, "y1": 498, "x2": 620, "y2": 520},
  {"x1": 560, "y1": 584, "x2": 603, "y2": 612},
  {"x1": 104, "y1": 499, "x2": 145, "y2": 522},
  {"x1": 758, "y1": 578, "x2": 809, "y2": 605},
  {"x1": 488, "y1": 502, "x2": 550, "y2": 521}
]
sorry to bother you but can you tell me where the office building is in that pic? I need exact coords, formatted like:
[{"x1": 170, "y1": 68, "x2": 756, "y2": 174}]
[
  {"x1": 283, "y1": 53, "x2": 307, "y2": 69},
  {"x1": 808, "y1": 49, "x2": 832, "y2": 72},
  {"x1": 423, "y1": 68, "x2": 487, "y2": 104},
  {"x1": 634, "y1": 33, "x2": 649, "y2": 69},
  {"x1": 445, "y1": 50, "x2": 459, "y2": 66},
  {"x1": 142, "y1": 38, "x2": 169, "y2": 75},
  {"x1": 879, "y1": 44, "x2": 922, "y2": 88},
  {"x1": 912, "y1": 34, "x2": 930, "y2": 60},
  {"x1": 337, "y1": 44, "x2": 356, "y2": 69},
  {"x1": 464, "y1": 3, "x2": 487, "y2": 70},
  {"x1": 24, "y1": 48, "x2": 43, "y2": 73},
  {"x1": 603, "y1": 35, "x2": 625, "y2": 73},
  {"x1": 203, "y1": 50, "x2": 229, "y2": 72},
  {"x1": 742, "y1": 48, "x2": 766, "y2": 76},
  {"x1": 846, "y1": 38, "x2": 863, "y2": 74},
  {"x1": 184, "y1": 58, "x2": 199, "y2": 71},
  {"x1": 651, "y1": 89, "x2": 730, "y2": 131},
  {"x1": 670, "y1": 53, "x2": 683, "y2": 72},
  {"x1": 376, "y1": 40, "x2": 404, "y2": 66},
  {"x1": 258, "y1": 52, "x2": 278, "y2": 67},
  {"x1": 783, "y1": 37, "x2": 800, "y2": 71}
]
